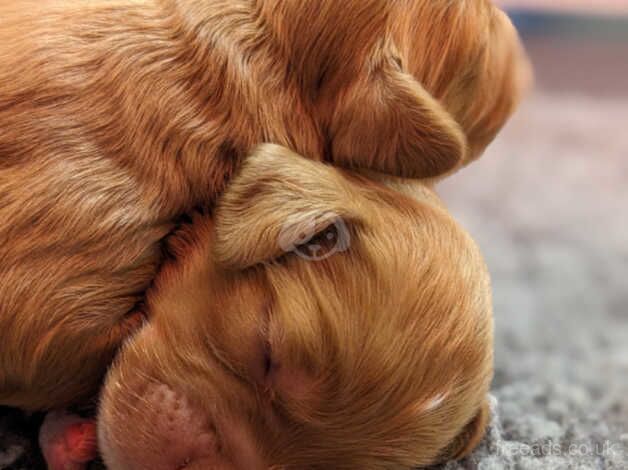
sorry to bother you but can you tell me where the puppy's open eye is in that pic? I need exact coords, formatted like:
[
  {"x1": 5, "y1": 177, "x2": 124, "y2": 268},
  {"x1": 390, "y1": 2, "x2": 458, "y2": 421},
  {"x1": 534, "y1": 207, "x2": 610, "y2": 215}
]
[
  {"x1": 285, "y1": 216, "x2": 351, "y2": 261},
  {"x1": 302, "y1": 225, "x2": 337, "y2": 251}
]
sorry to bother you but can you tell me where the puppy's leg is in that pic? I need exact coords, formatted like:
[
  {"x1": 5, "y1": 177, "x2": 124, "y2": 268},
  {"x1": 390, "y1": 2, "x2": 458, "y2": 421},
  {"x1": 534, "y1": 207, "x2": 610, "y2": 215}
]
[{"x1": 39, "y1": 410, "x2": 97, "y2": 470}]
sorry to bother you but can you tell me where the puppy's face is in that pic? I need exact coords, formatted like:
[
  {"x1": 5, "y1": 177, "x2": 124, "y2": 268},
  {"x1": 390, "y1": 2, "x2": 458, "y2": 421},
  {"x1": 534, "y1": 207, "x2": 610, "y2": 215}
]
[{"x1": 98, "y1": 145, "x2": 493, "y2": 469}]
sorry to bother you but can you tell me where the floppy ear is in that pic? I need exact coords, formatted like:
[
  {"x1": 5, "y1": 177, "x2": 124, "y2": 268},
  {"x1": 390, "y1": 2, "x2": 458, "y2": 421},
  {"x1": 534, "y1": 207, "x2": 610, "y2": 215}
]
[
  {"x1": 261, "y1": 0, "x2": 466, "y2": 179},
  {"x1": 327, "y1": 52, "x2": 467, "y2": 179},
  {"x1": 214, "y1": 144, "x2": 358, "y2": 269},
  {"x1": 440, "y1": 399, "x2": 491, "y2": 461}
]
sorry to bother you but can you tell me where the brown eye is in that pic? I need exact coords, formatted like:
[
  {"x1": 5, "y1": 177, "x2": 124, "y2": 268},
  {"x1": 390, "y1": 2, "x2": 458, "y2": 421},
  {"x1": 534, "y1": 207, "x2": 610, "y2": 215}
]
[
  {"x1": 291, "y1": 218, "x2": 351, "y2": 261},
  {"x1": 305, "y1": 226, "x2": 337, "y2": 250}
]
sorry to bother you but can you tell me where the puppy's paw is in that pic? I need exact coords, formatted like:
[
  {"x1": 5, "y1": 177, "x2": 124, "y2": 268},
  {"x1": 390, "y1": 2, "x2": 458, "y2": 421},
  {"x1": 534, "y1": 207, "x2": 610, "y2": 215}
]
[{"x1": 39, "y1": 410, "x2": 98, "y2": 470}]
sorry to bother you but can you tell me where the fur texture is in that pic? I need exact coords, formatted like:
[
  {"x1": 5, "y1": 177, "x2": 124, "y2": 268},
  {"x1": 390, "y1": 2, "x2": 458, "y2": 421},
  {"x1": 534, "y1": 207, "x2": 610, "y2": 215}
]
[{"x1": 0, "y1": 0, "x2": 529, "y2": 467}]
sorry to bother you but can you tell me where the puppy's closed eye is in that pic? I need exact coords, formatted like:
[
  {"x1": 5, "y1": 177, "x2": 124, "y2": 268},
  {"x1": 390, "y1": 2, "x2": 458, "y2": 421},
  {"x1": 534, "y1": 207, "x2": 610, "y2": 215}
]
[{"x1": 262, "y1": 341, "x2": 275, "y2": 381}]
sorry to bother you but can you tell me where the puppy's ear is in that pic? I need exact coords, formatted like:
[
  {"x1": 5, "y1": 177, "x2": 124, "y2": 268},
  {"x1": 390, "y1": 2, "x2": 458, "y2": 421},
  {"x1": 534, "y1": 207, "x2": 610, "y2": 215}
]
[
  {"x1": 215, "y1": 144, "x2": 357, "y2": 269},
  {"x1": 327, "y1": 52, "x2": 467, "y2": 179},
  {"x1": 441, "y1": 399, "x2": 490, "y2": 461},
  {"x1": 261, "y1": 0, "x2": 465, "y2": 179}
]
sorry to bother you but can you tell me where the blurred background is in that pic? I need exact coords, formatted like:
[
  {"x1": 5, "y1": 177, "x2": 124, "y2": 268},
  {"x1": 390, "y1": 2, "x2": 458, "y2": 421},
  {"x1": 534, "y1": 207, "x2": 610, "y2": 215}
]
[{"x1": 439, "y1": 1, "x2": 628, "y2": 468}]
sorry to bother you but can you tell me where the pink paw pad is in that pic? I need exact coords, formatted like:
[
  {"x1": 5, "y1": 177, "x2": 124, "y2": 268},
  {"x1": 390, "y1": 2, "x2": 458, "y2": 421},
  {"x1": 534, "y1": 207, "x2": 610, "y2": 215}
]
[{"x1": 39, "y1": 410, "x2": 98, "y2": 470}]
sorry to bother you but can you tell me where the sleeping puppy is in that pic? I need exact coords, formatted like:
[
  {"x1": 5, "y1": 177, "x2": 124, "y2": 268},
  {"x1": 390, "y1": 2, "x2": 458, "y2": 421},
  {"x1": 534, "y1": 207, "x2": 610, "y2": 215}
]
[
  {"x1": 0, "y1": 0, "x2": 528, "y2": 465},
  {"x1": 0, "y1": 0, "x2": 527, "y2": 411},
  {"x1": 98, "y1": 145, "x2": 494, "y2": 470}
]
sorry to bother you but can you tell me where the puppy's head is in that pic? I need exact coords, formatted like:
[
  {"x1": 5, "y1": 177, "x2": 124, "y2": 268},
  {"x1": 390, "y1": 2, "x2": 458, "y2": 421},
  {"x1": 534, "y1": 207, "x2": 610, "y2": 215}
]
[
  {"x1": 98, "y1": 145, "x2": 493, "y2": 469},
  {"x1": 261, "y1": 0, "x2": 530, "y2": 179}
]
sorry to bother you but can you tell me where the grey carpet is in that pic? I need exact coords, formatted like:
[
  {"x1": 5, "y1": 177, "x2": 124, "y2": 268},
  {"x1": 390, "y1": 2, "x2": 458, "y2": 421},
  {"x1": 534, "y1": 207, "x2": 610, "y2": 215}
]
[{"x1": 437, "y1": 92, "x2": 628, "y2": 469}]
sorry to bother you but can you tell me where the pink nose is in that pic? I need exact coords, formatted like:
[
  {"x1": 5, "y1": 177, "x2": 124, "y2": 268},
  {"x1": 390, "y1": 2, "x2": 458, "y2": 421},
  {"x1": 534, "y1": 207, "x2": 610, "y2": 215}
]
[{"x1": 99, "y1": 382, "x2": 219, "y2": 470}]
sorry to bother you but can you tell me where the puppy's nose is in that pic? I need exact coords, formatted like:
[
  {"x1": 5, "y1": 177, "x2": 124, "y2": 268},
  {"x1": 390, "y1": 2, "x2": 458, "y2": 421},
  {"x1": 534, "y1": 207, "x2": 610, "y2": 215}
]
[{"x1": 99, "y1": 382, "x2": 219, "y2": 470}]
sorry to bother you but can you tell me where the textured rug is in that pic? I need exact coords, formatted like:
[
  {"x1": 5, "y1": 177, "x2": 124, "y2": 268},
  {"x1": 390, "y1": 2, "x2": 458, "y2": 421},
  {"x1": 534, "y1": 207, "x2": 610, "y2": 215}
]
[
  {"x1": 1, "y1": 92, "x2": 627, "y2": 469},
  {"x1": 437, "y1": 92, "x2": 628, "y2": 469}
]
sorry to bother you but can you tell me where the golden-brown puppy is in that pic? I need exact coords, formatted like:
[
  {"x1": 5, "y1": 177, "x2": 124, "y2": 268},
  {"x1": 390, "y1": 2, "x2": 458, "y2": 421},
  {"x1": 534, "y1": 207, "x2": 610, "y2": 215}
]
[
  {"x1": 0, "y1": 0, "x2": 527, "y2": 412},
  {"x1": 99, "y1": 144, "x2": 493, "y2": 470}
]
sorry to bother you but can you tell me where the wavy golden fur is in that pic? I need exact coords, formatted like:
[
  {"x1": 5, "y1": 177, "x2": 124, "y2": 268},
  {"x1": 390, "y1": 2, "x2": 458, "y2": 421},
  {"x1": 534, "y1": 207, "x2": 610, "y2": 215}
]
[{"x1": 0, "y1": 0, "x2": 528, "y2": 467}]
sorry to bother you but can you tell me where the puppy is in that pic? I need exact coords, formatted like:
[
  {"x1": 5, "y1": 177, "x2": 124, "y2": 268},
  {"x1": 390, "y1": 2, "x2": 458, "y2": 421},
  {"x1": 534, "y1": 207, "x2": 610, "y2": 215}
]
[
  {"x1": 98, "y1": 144, "x2": 494, "y2": 469},
  {"x1": 0, "y1": 0, "x2": 528, "y2": 465},
  {"x1": 0, "y1": 0, "x2": 527, "y2": 411}
]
